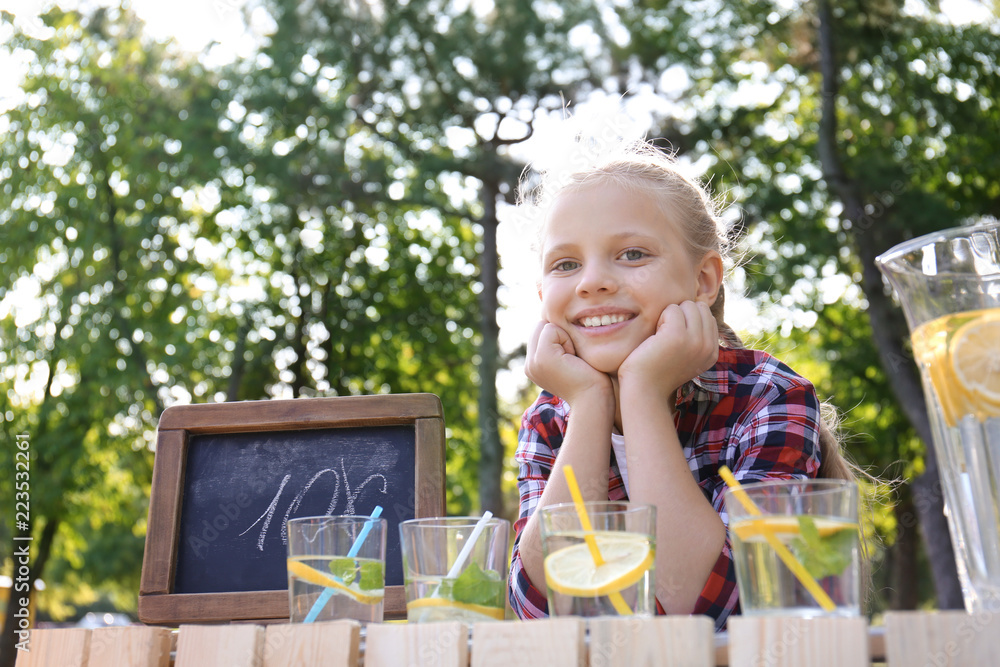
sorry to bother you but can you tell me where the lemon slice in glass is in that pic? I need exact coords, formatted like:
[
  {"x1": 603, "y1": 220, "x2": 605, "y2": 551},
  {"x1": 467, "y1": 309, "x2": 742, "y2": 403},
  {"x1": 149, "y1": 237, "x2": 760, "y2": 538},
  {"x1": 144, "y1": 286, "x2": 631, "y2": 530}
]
[
  {"x1": 543, "y1": 533, "x2": 653, "y2": 598},
  {"x1": 731, "y1": 516, "x2": 856, "y2": 541},
  {"x1": 287, "y1": 559, "x2": 384, "y2": 605},
  {"x1": 951, "y1": 311, "x2": 1000, "y2": 413},
  {"x1": 406, "y1": 596, "x2": 505, "y2": 621}
]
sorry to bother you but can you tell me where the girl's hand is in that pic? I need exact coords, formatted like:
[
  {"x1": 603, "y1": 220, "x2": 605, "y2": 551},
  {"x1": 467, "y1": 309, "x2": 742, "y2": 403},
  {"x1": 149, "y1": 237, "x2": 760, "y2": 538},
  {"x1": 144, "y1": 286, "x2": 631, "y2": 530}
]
[
  {"x1": 525, "y1": 320, "x2": 613, "y2": 405},
  {"x1": 618, "y1": 300, "x2": 719, "y2": 402}
]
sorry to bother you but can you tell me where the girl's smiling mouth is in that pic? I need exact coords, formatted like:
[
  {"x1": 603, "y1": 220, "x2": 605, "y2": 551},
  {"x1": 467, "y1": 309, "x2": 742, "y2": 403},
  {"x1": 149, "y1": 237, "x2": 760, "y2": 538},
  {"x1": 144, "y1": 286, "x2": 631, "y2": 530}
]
[{"x1": 576, "y1": 313, "x2": 635, "y2": 328}]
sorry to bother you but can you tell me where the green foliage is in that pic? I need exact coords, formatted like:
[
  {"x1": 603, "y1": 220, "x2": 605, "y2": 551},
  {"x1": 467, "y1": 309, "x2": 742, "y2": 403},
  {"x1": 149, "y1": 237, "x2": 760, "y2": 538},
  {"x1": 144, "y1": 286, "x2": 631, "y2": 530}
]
[
  {"x1": 5, "y1": 0, "x2": 999, "y2": 630},
  {"x1": 0, "y1": 6, "x2": 230, "y2": 620}
]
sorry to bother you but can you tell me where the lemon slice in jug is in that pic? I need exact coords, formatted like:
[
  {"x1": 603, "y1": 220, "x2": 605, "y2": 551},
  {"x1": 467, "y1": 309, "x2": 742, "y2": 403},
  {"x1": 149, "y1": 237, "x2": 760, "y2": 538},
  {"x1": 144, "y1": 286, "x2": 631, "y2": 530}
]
[{"x1": 950, "y1": 311, "x2": 1000, "y2": 413}]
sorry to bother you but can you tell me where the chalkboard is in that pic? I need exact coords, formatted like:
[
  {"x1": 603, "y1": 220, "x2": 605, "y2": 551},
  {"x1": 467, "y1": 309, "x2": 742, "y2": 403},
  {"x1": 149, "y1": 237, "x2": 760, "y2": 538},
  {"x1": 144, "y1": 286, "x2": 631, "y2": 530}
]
[{"x1": 138, "y1": 394, "x2": 445, "y2": 625}]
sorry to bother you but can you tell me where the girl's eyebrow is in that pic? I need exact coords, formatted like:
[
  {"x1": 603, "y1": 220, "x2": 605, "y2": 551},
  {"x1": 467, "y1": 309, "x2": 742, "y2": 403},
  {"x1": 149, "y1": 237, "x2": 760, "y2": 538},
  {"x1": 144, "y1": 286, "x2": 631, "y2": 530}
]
[
  {"x1": 541, "y1": 242, "x2": 577, "y2": 260},
  {"x1": 543, "y1": 232, "x2": 662, "y2": 259}
]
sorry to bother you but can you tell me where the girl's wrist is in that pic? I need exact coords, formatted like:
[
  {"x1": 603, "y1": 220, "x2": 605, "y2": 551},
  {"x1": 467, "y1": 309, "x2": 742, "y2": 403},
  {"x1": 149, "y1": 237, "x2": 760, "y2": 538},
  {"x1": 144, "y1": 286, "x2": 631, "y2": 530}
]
[
  {"x1": 617, "y1": 372, "x2": 677, "y2": 409},
  {"x1": 563, "y1": 381, "x2": 616, "y2": 418},
  {"x1": 618, "y1": 379, "x2": 677, "y2": 417}
]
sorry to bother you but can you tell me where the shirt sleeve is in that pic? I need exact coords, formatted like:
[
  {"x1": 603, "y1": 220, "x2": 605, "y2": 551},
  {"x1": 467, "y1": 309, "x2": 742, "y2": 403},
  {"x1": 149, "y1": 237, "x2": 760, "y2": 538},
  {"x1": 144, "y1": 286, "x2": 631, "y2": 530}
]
[
  {"x1": 507, "y1": 392, "x2": 567, "y2": 619},
  {"x1": 692, "y1": 369, "x2": 823, "y2": 630}
]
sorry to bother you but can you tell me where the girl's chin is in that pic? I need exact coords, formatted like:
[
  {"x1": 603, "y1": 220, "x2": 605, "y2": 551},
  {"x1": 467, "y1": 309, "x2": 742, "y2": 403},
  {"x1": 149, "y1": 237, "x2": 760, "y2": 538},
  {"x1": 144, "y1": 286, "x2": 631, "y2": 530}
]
[{"x1": 578, "y1": 353, "x2": 626, "y2": 376}]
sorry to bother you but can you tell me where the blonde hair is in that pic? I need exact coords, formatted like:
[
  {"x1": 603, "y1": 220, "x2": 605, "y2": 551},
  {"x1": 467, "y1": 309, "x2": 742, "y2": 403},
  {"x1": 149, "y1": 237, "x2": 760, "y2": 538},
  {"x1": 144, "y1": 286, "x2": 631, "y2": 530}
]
[{"x1": 520, "y1": 138, "x2": 854, "y2": 481}]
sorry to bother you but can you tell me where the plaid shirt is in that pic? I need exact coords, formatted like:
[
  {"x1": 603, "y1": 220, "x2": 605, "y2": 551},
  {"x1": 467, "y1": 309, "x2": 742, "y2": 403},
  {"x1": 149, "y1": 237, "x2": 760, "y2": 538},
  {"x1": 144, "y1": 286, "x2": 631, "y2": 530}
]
[{"x1": 508, "y1": 347, "x2": 822, "y2": 630}]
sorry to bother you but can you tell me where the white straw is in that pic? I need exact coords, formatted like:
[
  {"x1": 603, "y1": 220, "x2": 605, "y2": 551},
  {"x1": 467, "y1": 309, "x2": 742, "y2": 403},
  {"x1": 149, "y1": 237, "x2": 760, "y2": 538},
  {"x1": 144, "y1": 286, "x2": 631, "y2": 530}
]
[{"x1": 446, "y1": 511, "x2": 493, "y2": 579}]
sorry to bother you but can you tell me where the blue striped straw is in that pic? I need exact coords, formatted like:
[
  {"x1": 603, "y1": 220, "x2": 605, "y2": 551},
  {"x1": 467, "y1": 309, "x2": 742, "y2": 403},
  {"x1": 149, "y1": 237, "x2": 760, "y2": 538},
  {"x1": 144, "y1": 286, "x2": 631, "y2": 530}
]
[{"x1": 303, "y1": 506, "x2": 383, "y2": 623}]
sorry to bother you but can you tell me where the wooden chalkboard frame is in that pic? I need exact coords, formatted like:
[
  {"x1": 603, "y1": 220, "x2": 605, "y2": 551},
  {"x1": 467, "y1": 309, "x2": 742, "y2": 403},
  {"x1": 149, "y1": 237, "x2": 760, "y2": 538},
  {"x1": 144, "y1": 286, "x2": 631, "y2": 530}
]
[{"x1": 138, "y1": 393, "x2": 445, "y2": 625}]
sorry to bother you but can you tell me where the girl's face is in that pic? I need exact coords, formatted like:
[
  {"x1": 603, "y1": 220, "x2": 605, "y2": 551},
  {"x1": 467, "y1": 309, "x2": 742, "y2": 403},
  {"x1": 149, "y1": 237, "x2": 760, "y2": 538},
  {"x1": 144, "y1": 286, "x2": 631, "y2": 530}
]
[{"x1": 539, "y1": 181, "x2": 721, "y2": 374}]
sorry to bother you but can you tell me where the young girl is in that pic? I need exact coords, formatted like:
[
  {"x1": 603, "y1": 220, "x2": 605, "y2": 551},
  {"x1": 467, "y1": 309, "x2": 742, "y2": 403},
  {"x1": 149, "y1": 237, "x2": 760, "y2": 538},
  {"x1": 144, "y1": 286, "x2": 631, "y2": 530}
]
[{"x1": 507, "y1": 138, "x2": 854, "y2": 630}]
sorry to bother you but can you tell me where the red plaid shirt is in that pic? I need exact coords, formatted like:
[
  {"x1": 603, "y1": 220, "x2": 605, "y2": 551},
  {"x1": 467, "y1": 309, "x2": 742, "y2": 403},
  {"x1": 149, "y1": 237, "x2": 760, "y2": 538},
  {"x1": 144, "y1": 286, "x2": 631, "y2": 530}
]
[{"x1": 508, "y1": 347, "x2": 822, "y2": 630}]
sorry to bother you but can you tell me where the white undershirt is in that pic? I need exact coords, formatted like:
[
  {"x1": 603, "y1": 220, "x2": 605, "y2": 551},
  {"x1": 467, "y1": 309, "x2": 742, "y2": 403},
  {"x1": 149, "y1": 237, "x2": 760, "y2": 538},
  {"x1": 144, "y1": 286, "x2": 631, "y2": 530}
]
[{"x1": 610, "y1": 433, "x2": 630, "y2": 496}]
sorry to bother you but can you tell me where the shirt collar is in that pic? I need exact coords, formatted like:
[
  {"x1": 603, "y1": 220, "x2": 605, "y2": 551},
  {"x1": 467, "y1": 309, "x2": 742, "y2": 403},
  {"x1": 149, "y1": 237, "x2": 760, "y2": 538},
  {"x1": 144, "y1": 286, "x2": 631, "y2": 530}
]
[
  {"x1": 680, "y1": 348, "x2": 740, "y2": 400},
  {"x1": 691, "y1": 364, "x2": 731, "y2": 395}
]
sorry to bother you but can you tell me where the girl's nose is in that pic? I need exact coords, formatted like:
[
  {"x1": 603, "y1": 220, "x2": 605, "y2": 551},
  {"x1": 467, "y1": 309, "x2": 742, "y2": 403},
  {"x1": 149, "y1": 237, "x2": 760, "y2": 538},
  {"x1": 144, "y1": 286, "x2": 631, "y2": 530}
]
[{"x1": 576, "y1": 262, "x2": 618, "y2": 296}]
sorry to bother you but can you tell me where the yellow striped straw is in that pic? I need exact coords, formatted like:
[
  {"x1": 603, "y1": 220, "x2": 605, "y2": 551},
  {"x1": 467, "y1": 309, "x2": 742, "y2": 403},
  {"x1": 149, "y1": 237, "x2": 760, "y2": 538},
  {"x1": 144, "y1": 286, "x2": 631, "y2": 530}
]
[
  {"x1": 562, "y1": 465, "x2": 633, "y2": 615},
  {"x1": 718, "y1": 465, "x2": 836, "y2": 612}
]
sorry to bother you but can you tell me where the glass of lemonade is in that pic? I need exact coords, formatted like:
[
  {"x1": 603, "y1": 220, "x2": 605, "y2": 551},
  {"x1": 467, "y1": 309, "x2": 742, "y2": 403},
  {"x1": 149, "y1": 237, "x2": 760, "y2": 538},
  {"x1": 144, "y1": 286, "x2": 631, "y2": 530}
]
[
  {"x1": 538, "y1": 501, "x2": 656, "y2": 617},
  {"x1": 399, "y1": 516, "x2": 510, "y2": 623},
  {"x1": 286, "y1": 515, "x2": 387, "y2": 624},
  {"x1": 724, "y1": 478, "x2": 860, "y2": 617}
]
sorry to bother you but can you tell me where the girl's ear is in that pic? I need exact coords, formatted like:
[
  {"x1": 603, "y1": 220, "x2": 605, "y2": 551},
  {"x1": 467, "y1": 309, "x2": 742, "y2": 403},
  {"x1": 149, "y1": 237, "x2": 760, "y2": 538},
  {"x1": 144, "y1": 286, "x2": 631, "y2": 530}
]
[{"x1": 694, "y1": 252, "x2": 724, "y2": 305}]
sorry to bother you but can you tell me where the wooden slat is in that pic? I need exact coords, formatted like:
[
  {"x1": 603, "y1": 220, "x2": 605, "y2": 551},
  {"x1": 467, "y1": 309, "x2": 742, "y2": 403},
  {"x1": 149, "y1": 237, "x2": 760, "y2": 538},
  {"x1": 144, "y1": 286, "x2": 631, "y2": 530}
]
[
  {"x1": 589, "y1": 616, "x2": 715, "y2": 667},
  {"x1": 714, "y1": 625, "x2": 887, "y2": 666},
  {"x1": 470, "y1": 618, "x2": 585, "y2": 667},
  {"x1": 727, "y1": 617, "x2": 868, "y2": 667},
  {"x1": 262, "y1": 621, "x2": 360, "y2": 667},
  {"x1": 139, "y1": 429, "x2": 187, "y2": 597},
  {"x1": 138, "y1": 588, "x2": 407, "y2": 625},
  {"x1": 86, "y1": 627, "x2": 171, "y2": 667},
  {"x1": 884, "y1": 610, "x2": 1000, "y2": 666},
  {"x1": 14, "y1": 628, "x2": 91, "y2": 667},
  {"x1": 365, "y1": 622, "x2": 469, "y2": 667},
  {"x1": 174, "y1": 624, "x2": 264, "y2": 667},
  {"x1": 157, "y1": 394, "x2": 443, "y2": 433},
  {"x1": 414, "y1": 416, "x2": 447, "y2": 518}
]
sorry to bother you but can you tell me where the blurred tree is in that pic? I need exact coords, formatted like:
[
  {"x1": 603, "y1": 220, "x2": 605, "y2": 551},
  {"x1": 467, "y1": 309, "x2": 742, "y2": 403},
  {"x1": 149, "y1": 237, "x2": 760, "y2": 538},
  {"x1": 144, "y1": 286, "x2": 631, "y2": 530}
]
[
  {"x1": 240, "y1": 0, "x2": 609, "y2": 515},
  {"x1": 0, "y1": 7, "x2": 232, "y2": 664},
  {"x1": 614, "y1": 0, "x2": 1000, "y2": 610}
]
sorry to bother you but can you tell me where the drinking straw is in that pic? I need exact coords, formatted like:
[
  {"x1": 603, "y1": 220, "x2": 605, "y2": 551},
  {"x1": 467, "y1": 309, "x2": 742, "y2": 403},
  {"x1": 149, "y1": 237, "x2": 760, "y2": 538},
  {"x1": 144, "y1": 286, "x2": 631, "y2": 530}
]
[
  {"x1": 303, "y1": 505, "x2": 384, "y2": 623},
  {"x1": 718, "y1": 466, "x2": 836, "y2": 612},
  {"x1": 427, "y1": 510, "x2": 495, "y2": 599},
  {"x1": 562, "y1": 465, "x2": 633, "y2": 616},
  {"x1": 447, "y1": 510, "x2": 494, "y2": 579}
]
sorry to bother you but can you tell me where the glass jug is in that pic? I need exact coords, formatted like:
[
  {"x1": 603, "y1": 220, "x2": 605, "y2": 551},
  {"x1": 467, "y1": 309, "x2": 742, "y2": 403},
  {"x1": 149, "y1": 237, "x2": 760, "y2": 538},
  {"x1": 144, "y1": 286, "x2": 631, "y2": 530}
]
[{"x1": 876, "y1": 221, "x2": 1000, "y2": 613}]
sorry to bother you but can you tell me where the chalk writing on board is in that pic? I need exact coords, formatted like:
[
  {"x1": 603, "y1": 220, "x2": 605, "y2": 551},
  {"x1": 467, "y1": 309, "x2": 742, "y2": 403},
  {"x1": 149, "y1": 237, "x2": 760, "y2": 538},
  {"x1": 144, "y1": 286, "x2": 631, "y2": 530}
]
[
  {"x1": 238, "y1": 457, "x2": 389, "y2": 551},
  {"x1": 173, "y1": 424, "x2": 414, "y2": 594}
]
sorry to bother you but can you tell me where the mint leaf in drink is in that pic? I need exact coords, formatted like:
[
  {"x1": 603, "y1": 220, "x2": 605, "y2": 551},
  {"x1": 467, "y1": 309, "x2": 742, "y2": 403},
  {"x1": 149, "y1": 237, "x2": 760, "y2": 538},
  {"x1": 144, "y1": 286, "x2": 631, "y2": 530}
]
[
  {"x1": 358, "y1": 560, "x2": 384, "y2": 591},
  {"x1": 329, "y1": 557, "x2": 357, "y2": 585},
  {"x1": 791, "y1": 516, "x2": 857, "y2": 580},
  {"x1": 450, "y1": 562, "x2": 504, "y2": 607}
]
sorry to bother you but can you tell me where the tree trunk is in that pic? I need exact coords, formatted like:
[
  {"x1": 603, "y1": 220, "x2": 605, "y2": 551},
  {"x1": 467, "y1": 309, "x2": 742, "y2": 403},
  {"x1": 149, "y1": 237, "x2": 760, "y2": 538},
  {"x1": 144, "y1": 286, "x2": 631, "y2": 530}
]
[
  {"x1": 814, "y1": 0, "x2": 963, "y2": 609},
  {"x1": 478, "y1": 175, "x2": 503, "y2": 517},
  {"x1": 889, "y1": 487, "x2": 921, "y2": 610},
  {"x1": 0, "y1": 518, "x2": 60, "y2": 667},
  {"x1": 227, "y1": 315, "x2": 251, "y2": 401}
]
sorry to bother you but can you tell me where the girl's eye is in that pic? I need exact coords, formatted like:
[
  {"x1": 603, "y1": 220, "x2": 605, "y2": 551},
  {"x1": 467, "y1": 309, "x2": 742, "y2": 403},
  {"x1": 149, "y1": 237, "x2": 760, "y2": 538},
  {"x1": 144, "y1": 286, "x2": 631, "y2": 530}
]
[
  {"x1": 553, "y1": 260, "x2": 579, "y2": 272},
  {"x1": 622, "y1": 248, "x2": 645, "y2": 261}
]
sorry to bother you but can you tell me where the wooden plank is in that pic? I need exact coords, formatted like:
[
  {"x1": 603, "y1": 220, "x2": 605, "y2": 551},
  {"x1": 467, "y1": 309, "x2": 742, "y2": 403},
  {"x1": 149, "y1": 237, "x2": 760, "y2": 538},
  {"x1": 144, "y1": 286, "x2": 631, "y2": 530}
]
[
  {"x1": 157, "y1": 394, "x2": 443, "y2": 433},
  {"x1": 727, "y1": 617, "x2": 868, "y2": 667},
  {"x1": 470, "y1": 618, "x2": 584, "y2": 667},
  {"x1": 415, "y1": 416, "x2": 447, "y2": 518},
  {"x1": 884, "y1": 610, "x2": 1000, "y2": 666},
  {"x1": 174, "y1": 624, "x2": 264, "y2": 667},
  {"x1": 365, "y1": 622, "x2": 469, "y2": 667},
  {"x1": 262, "y1": 621, "x2": 360, "y2": 667},
  {"x1": 713, "y1": 624, "x2": 887, "y2": 666},
  {"x1": 138, "y1": 588, "x2": 406, "y2": 625},
  {"x1": 589, "y1": 616, "x2": 714, "y2": 667},
  {"x1": 140, "y1": 429, "x2": 187, "y2": 597},
  {"x1": 87, "y1": 627, "x2": 172, "y2": 667},
  {"x1": 14, "y1": 628, "x2": 91, "y2": 667}
]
